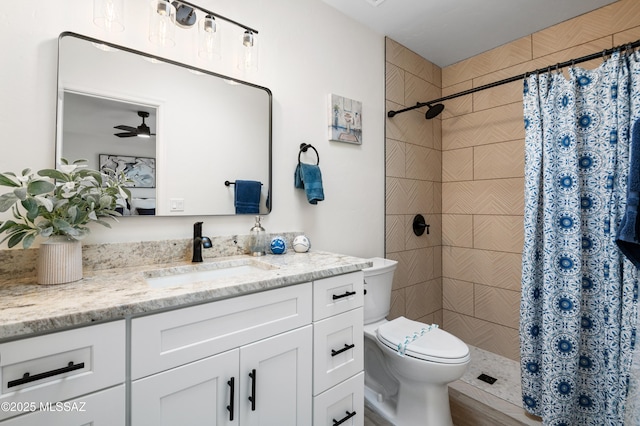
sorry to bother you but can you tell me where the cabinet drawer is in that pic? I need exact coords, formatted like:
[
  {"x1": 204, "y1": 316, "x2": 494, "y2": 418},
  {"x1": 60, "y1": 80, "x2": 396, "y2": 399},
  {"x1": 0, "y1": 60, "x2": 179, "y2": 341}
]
[
  {"x1": 313, "y1": 372, "x2": 364, "y2": 426},
  {"x1": 0, "y1": 384, "x2": 125, "y2": 426},
  {"x1": 313, "y1": 272, "x2": 364, "y2": 321},
  {"x1": 313, "y1": 308, "x2": 363, "y2": 395},
  {"x1": 131, "y1": 282, "x2": 312, "y2": 379},
  {"x1": 0, "y1": 321, "x2": 125, "y2": 422}
]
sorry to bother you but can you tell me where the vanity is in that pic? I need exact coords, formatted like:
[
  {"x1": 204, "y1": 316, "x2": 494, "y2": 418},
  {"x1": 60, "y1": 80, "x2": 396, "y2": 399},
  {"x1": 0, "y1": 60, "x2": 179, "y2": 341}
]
[{"x1": 0, "y1": 244, "x2": 370, "y2": 426}]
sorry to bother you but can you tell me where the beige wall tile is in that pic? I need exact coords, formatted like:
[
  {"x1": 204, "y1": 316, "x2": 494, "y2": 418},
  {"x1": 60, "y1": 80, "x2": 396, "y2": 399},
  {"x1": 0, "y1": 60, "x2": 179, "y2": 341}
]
[
  {"x1": 442, "y1": 247, "x2": 522, "y2": 291},
  {"x1": 443, "y1": 277, "x2": 474, "y2": 316},
  {"x1": 386, "y1": 37, "x2": 438, "y2": 84},
  {"x1": 386, "y1": 62, "x2": 405, "y2": 105},
  {"x1": 441, "y1": 80, "x2": 473, "y2": 118},
  {"x1": 389, "y1": 288, "x2": 405, "y2": 320},
  {"x1": 443, "y1": 310, "x2": 520, "y2": 360},
  {"x1": 385, "y1": 214, "x2": 405, "y2": 253},
  {"x1": 405, "y1": 72, "x2": 441, "y2": 114},
  {"x1": 386, "y1": 101, "x2": 434, "y2": 146},
  {"x1": 432, "y1": 181, "x2": 442, "y2": 214},
  {"x1": 474, "y1": 140, "x2": 524, "y2": 180},
  {"x1": 442, "y1": 214, "x2": 473, "y2": 248},
  {"x1": 405, "y1": 278, "x2": 443, "y2": 319},
  {"x1": 532, "y1": 0, "x2": 640, "y2": 59},
  {"x1": 442, "y1": 103, "x2": 524, "y2": 151},
  {"x1": 473, "y1": 80, "x2": 522, "y2": 112},
  {"x1": 442, "y1": 181, "x2": 475, "y2": 214},
  {"x1": 443, "y1": 148, "x2": 473, "y2": 182},
  {"x1": 432, "y1": 117, "x2": 442, "y2": 150},
  {"x1": 473, "y1": 215, "x2": 524, "y2": 253},
  {"x1": 474, "y1": 284, "x2": 520, "y2": 328},
  {"x1": 386, "y1": 177, "x2": 408, "y2": 214},
  {"x1": 472, "y1": 178, "x2": 524, "y2": 216},
  {"x1": 442, "y1": 36, "x2": 532, "y2": 87},
  {"x1": 407, "y1": 180, "x2": 434, "y2": 214},
  {"x1": 614, "y1": 25, "x2": 640, "y2": 45},
  {"x1": 386, "y1": 138, "x2": 406, "y2": 178},
  {"x1": 443, "y1": 179, "x2": 523, "y2": 215},
  {"x1": 406, "y1": 144, "x2": 441, "y2": 182}
]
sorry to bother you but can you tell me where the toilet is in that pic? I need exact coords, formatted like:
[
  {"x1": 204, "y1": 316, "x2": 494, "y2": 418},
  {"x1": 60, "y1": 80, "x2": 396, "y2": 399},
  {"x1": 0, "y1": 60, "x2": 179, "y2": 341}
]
[{"x1": 363, "y1": 258, "x2": 470, "y2": 426}]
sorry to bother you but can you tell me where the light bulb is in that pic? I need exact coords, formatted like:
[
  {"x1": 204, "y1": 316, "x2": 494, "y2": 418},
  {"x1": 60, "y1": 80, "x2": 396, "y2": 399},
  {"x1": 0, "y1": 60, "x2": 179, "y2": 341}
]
[{"x1": 93, "y1": 0, "x2": 125, "y2": 32}]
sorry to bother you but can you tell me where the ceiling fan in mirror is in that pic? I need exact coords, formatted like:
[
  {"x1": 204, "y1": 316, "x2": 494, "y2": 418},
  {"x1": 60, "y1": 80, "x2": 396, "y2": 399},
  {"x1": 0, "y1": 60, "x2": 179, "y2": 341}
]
[{"x1": 114, "y1": 111, "x2": 155, "y2": 138}]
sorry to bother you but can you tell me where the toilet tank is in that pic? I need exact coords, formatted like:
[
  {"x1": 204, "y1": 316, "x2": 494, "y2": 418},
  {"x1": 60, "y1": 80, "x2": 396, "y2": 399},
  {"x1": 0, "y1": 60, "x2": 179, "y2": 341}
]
[{"x1": 363, "y1": 258, "x2": 398, "y2": 324}]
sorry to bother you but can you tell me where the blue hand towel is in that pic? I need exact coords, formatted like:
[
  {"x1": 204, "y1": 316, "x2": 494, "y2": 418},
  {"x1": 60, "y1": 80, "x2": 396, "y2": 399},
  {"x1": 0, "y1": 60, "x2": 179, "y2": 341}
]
[
  {"x1": 616, "y1": 118, "x2": 640, "y2": 267},
  {"x1": 294, "y1": 162, "x2": 324, "y2": 204},
  {"x1": 234, "y1": 180, "x2": 262, "y2": 214}
]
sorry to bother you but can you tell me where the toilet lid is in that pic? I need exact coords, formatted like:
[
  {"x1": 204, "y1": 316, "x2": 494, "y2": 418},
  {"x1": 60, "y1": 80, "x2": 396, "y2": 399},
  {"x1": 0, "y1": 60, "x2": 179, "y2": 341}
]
[{"x1": 376, "y1": 317, "x2": 470, "y2": 364}]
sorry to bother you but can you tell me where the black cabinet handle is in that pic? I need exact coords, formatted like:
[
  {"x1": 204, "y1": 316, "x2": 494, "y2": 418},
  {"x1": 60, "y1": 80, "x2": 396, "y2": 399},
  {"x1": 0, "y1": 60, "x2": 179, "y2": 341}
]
[
  {"x1": 332, "y1": 291, "x2": 356, "y2": 300},
  {"x1": 248, "y1": 369, "x2": 257, "y2": 411},
  {"x1": 8, "y1": 361, "x2": 85, "y2": 388},
  {"x1": 333, "y1": 410, "x2": 357, "y2": 425},
  {"x1": 331, "y1": 343, "x2": 355, "y2": 357},
  {"x1": 226, "y1": 377, "x2": 235, "y2": 421}
]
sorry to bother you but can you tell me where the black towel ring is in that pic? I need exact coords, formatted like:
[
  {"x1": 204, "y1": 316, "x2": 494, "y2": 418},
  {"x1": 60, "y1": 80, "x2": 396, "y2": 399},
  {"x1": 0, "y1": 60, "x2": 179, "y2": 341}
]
[{"x1": 298, "y1": 143, "x2": 319, "y2": 165}]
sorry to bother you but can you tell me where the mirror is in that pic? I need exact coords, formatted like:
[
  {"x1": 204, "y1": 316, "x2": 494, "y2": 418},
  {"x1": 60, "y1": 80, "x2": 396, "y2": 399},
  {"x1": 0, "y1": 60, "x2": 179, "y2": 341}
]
[{"x1": 56, "y1": 32, "x2": 272, "y2": 216}]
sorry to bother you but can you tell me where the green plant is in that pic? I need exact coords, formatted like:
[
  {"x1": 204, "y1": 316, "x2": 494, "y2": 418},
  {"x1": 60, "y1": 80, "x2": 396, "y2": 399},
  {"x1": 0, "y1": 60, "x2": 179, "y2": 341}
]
[{"x1": 0, "y1": 159, "x2": 131, "y2": 249}]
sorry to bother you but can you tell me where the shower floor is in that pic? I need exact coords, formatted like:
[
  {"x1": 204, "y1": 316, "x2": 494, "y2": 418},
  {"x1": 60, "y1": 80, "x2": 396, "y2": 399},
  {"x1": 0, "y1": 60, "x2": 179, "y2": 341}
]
[{"x1": 364, "y1": 345, "x2": 542, "y2": 426}]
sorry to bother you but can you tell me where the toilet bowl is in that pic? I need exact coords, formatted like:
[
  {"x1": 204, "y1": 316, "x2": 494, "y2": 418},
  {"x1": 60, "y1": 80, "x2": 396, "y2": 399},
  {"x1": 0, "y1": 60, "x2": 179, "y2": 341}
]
[{"x1": 363, "y1": 258, "x2": 470, "y2": 426}]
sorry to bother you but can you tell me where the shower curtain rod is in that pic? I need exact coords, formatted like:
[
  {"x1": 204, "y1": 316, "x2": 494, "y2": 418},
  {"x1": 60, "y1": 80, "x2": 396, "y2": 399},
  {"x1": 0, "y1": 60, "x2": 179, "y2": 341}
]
[{"x1": 387, "y1": 38, "x2": 640, "y2": 118}]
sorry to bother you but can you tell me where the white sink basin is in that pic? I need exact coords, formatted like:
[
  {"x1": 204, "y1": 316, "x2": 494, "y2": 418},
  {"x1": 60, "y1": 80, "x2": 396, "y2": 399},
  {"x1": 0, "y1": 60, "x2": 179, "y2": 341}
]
[{"x1": 144, "y1": 259, "x2": 277, "y2": 289}]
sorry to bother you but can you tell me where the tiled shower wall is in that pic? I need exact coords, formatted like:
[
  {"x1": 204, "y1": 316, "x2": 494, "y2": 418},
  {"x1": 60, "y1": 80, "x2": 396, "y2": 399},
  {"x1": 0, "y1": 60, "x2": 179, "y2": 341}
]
[
  {"x1": 385, "y1": 38, "x2": 443, "y2": 326},
  {"x1": 386, "y1": 0, "x2": 640, "y2": 361}
]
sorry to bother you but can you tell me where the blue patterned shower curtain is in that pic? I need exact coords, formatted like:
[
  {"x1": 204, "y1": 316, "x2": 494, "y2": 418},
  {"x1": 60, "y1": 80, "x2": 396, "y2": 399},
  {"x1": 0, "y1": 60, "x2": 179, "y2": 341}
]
[{"x1": 520, "y1": 52, "x2": 639, "y2": 425}]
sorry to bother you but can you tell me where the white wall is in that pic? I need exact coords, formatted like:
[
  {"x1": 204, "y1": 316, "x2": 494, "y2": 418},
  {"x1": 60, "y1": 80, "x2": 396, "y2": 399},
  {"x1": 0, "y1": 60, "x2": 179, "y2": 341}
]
[{"x1": 0, "y1": 0, "x2": 385, "y2": 258}]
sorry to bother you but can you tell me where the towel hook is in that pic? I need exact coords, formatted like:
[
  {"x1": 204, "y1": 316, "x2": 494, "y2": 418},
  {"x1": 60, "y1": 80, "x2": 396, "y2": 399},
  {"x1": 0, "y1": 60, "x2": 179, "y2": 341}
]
[{"x1": 299, "y1": 143, "x2": 319, "y2": 165}]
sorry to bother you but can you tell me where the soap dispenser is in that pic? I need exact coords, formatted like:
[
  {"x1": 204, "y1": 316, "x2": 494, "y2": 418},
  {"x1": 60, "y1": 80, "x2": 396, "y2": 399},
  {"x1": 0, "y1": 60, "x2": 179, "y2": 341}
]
[{"x1": 249, "y1": 216, "x2": 267, "y2": 256}]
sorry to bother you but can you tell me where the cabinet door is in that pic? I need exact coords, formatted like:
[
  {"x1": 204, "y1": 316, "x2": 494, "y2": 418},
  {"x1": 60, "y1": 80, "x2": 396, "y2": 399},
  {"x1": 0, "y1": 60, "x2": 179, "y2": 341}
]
[
  {"x1": 0, "y1": 384, "x2": 124, "y2": 426},
  {"x1": 239, "y1": 325, "x2": 312, "y2": 426},
  {"x1": 132, "y1": 349, "x2": 239, "y2": 426}
]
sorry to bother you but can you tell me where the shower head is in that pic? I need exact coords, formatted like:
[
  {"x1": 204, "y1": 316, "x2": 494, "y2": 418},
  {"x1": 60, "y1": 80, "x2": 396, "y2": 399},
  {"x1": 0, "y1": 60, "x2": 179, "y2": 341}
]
[
  {"x1": 425, "y1": 103, "x2": 445, "y2": 119},
  {"x1": 386, "y1": 101, "x2": 445, "y2": 119}
]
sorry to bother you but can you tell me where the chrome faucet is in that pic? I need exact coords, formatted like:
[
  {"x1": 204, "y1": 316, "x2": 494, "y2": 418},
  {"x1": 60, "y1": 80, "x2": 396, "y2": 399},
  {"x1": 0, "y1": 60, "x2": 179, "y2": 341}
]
[{"x1": 192, "y1": 221, "x2": 212, "y2": 262}]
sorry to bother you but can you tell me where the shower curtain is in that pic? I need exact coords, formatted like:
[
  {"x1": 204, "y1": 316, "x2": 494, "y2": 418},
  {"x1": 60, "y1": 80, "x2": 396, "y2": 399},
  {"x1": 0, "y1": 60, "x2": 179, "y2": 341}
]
[{"x1": 520, "y1": 51, "x2": 640, "y2": 425}]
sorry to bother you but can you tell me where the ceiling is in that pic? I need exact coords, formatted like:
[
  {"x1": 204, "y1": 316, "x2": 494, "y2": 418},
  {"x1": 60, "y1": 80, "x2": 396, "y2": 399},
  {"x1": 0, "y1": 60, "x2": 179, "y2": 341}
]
[
  {"x1": 63, "y1": 92, "x2": 156, "y2": 139},
  {"x1": 321, "y1": 0, "x2": 618, "y2": 67}
]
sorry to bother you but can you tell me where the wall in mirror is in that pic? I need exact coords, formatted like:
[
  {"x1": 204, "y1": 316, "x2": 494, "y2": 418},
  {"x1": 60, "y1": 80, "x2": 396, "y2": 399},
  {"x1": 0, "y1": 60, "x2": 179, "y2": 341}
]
[{"x1": 57, "y1": 32, "x2": 272, "y2": 216}]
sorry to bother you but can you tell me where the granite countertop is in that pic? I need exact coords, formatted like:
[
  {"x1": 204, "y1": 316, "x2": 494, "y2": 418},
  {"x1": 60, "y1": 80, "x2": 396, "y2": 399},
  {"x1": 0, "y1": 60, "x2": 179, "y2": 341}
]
[{"x1": 0, "y1": 250, "x2": 371, "y2": 341}]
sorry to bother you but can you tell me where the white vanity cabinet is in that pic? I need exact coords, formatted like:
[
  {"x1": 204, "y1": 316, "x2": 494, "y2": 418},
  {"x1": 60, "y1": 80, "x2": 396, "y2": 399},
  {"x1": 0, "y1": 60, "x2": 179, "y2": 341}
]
[
  {"x1": 130, "y1": 283, "x2": 313, "y2": 425},
  {"x1": 312, "y1": 272, "x2": 365, "y2": 426},
  {"x1": 0, "y1": 321, "x2": 126, "y2": 425}
]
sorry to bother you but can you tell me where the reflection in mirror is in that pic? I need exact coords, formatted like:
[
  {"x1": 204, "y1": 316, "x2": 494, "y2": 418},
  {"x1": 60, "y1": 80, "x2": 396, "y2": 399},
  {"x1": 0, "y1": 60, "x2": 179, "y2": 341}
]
[{"x1": 57, "y1": 32, "x2": 272, "y2": 216}]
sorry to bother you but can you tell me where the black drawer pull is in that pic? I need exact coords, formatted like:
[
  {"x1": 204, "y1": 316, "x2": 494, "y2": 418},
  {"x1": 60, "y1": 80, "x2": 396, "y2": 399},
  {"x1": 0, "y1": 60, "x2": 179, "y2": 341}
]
[
  {"x1": 333, "y1": 410, "x2": 357, "y2": 425},
  {"x1": 331, "y1": 343, "x2": 355, "y2": 357},
  {"x1": 226, "y1": 377, "x2": 235, "y2": 421},
  {"x1": 248, "y1": 369, "x2": 257, "y2": 411},
  {"x1": 8, "y1": 361, "x2": 85, "y2": 388},
  {"x1": 332, "y1": 291, "x2": 356, "y2": 300}
]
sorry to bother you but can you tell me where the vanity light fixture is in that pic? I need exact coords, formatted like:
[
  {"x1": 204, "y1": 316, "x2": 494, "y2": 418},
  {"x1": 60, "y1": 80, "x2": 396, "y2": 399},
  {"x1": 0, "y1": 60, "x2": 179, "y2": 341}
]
[
  {"x1": 149, "y1": 0, "x2": 177, "y2": 47},
  {"x1": 198, "y1": 15, "x2": 221, "y2": 60},
  {"x1": 143, "y1": 0, "x2": 259, "y2": 71},
  {"x1": 238, "y1": 30, "x2": 258, "y2": 72},
  {"x1": 93, "y1": 0, "x2": 125, "y2": 32}
]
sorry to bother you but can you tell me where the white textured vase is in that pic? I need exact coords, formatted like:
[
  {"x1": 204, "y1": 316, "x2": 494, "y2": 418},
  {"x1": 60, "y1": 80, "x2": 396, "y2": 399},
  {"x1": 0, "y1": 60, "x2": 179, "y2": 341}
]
[{"x1": 37, "y1": 236, "x2": 83, "y2": 285}]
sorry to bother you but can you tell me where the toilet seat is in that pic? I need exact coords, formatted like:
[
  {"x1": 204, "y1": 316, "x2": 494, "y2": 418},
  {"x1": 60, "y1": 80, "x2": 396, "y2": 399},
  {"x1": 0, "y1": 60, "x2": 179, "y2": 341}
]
[{"x1": 376, "y1": 317, "x2": 470, "y2": 364}]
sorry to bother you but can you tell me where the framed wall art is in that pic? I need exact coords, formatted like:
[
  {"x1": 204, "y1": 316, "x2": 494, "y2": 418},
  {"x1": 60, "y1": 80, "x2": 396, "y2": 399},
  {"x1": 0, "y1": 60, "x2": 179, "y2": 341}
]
[
  {"x1": 328, "y1": 93, "x2": 362, "y2": 144},
  {"x1": 99, "y1": 154, "x2": 156, "y2": 188}
]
